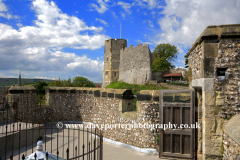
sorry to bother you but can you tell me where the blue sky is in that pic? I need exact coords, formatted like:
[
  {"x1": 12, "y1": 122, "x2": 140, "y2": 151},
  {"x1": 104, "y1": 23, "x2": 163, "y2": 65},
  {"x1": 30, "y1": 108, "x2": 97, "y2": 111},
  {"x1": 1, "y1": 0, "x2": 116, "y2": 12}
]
[{"x1": 0, "y1": 0, "x2": 240, "y2": 82}]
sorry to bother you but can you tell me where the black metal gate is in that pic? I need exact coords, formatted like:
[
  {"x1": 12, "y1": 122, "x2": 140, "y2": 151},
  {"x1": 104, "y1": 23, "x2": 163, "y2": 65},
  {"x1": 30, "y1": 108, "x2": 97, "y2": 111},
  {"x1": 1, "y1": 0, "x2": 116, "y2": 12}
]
[
  {"x1": 0, "y1": 96, "x2": 103, "y2": 160},
  {"x1": 159, "y1": 89, "x2": 195, "y2": 159}
]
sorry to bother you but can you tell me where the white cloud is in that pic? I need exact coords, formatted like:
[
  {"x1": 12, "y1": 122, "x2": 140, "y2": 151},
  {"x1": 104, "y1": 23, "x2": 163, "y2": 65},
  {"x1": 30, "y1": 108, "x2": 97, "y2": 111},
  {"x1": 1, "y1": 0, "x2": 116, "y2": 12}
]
[
  {"x1": 96, "y1": 18, "x2": 108, "y2": 27},
  {"x1": 16, "y1": 23, "x2": 23, "y2": 28},
  {"x1": 0, "y1": 0, "x2": 110, "y2": 82},
  {"x1": 0, "y1": 73, "x2": 16, "y2": 78},
  {"x1": 34, "y1": 76, "x2": 56, "y2": 80},
  {"x1": 143, "y1": 0, "x2": 159, "y2": 9},
  {"x1": 0, "y1": 0, "x2": 19, "y2": 19},
  {"x1": 134, "y1": 0, "x2": 161, "y2": 9},
  {"x1": 149, "y1": 21, "x2": 154, "y2": 27},
  {"x1": 112, "y1": 11, "x2": 118, "y2": 19},
  {"x1": 155, "y1": 0, "x2": 240, "y2": 48},
  {"x1": 149, "y1": 0, "x2": 240, "y2": 68},
  {"x1": 117, "y1": 1, "x2": 131, "y2": 13},
  {"x1": 178, "y1": 60, "x2": 185, "y2": 66},
  {"x1": 90, "y1": 0, "x2": 109, "y2": 13}
]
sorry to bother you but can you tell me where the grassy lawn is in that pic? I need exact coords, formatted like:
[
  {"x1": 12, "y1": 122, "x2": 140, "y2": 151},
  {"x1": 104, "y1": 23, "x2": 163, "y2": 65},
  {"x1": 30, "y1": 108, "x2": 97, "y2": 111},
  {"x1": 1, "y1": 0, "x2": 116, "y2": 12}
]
[
  {"x1": 106, "y1": 82, "x2": 168, "y2": 111},
  {"x1": 106, "y1": 81, "x2": 167, "y2": 95}
]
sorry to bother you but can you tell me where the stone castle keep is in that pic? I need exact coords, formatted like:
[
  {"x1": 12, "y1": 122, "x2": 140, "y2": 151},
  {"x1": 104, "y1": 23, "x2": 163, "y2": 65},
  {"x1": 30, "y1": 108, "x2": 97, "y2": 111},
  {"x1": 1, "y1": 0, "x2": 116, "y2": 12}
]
[{"x1": 102, "y1": 39, "x2": 152, "y2": 88}]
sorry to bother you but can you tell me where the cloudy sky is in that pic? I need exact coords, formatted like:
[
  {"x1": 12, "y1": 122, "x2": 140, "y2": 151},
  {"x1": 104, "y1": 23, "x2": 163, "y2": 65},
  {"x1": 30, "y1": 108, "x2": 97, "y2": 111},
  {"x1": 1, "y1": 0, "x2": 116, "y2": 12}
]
[{"x1": 0, "y1": 0, "x2": 239, "y2": 82}]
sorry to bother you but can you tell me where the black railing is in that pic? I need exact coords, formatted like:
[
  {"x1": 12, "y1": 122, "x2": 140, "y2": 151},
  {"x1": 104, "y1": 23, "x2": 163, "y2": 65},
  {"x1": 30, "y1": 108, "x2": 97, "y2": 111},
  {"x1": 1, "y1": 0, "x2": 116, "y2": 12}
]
[{"x1": 0, "y1": 97, "x2": 103, "y2": 160}]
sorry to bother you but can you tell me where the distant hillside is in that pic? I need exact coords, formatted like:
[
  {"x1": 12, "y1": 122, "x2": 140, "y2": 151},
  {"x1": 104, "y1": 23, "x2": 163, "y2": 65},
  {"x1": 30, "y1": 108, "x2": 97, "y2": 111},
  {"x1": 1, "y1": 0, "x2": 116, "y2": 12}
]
[{"x1": 0, "y1": 78, "x2": 54, "y2": 86}]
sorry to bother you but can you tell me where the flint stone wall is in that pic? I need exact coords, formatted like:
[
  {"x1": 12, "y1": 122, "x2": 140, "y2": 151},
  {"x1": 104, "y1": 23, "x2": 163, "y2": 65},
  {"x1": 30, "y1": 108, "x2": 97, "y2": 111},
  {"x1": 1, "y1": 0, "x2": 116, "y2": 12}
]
[
  {"x1": 188, "y1": 24, "x2": 240, "y2": 159},
  {"x1": 0, "y1": 86, "x2": 9, "y2": 95},
  {"x1": 46, "y1": 87, "x2": 160, "y2": 149},
  {"x1": 222, "y1": 114, "x2": 240, "y2": 160}
]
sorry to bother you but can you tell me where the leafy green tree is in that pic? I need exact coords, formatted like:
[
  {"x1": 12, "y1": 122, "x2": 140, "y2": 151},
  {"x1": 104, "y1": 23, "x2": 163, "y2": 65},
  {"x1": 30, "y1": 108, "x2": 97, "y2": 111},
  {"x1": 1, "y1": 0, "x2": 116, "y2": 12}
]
[
  {"x1": 35, "y1": 81, "x2": 48, "y2": 98},
  {"x1": 48, "y1": 76, "x2": 95, "y2": 87},
  {"x1": 152, "y1": 43, "x2": 178, "y2": 72},
  {"x1": 72, "y1": 76, "x2": 95, "y2": 87}
]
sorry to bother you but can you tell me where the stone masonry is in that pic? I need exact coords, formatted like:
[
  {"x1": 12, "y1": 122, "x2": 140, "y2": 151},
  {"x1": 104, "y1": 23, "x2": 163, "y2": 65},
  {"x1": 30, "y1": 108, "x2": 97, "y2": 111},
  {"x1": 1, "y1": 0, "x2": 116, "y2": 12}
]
[
  {"x1": 45, "y1": 87, "x2": 161, "y2": 149},
  {"x1": 102, "y1": 39, "x2": 153, "y2": 87},
  {"x1": 188, "y1": 24, "x2": 240, "y2": 160},
  {"x1": 222, "y1": 114, "x2": 240, "y2": 160},
  {"x1": 102, "y1": 39, "x2": 127, "y2": 88},
  {"x1": 119, "y1": 43, "x2": 152, "y2": 84}
]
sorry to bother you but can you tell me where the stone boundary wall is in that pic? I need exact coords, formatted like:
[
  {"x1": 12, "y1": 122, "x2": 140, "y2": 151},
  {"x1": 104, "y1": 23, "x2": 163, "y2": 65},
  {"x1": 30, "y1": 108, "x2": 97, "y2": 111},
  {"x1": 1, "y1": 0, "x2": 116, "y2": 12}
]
[
  {"x1": 0, "y1": 95, "x2": 6, "y2": 109},
  {"x1": 0, "y1": 86, "x2": 9, "y2": 95},
  {"x1": 223, "y1": 114, "x2": 240, "y2": 160},
  {"x1": 0, "y1": 87, "x2": 9, "y2": 109},
  {"x1": 152, "y1": 72, "x2": 163, "y2": 81},
  {"x1": 46, "y1": 87, "x2": 160, "y2": 149},
  {"x1": 188, "y1": 43, "x2": 202, "y2": 80},
  {"x1": 223, "y1": 133, "x2": 240, "y2": 160},
  {"x1": 5, "y1": 86, "x2": 37, "y2": 123}
]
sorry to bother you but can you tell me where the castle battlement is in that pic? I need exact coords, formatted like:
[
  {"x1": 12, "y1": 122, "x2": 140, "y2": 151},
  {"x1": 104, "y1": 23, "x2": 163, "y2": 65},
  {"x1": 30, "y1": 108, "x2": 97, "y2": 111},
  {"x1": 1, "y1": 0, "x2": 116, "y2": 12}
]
[{"x1": 123, "y1": 43, "x2": 149, "y2": 50}]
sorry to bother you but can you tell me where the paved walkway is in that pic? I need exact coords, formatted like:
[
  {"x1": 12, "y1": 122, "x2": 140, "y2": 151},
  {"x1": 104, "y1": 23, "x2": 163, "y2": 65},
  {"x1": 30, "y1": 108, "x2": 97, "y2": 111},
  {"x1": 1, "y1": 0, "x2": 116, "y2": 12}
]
[
  {"x1": 103, "y1": 140, "x2": 159, "y2": 160},
  {"x1": 2, "y1": 123, "x2": 160, "y2": 160}
]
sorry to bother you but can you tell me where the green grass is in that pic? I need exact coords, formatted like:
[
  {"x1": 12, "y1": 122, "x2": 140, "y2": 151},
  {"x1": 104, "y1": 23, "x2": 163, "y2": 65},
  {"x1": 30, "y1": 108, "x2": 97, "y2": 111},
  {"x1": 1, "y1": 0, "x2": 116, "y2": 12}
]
[
  {"x1": 106, "y1": 81, "x2": 167, "y2": 95},
  {"x1": 106, "y1": 82, "x2": 168, "y2": 111},
  {"x1": 220, "y1": 136, "x2": 224, "y2": 156},
  {"x1": 155, "y1": 132, "x2": 159, "y2": 144},
  {"x1": 166, "y1": 82, "x2": 189, "y2": 86}
]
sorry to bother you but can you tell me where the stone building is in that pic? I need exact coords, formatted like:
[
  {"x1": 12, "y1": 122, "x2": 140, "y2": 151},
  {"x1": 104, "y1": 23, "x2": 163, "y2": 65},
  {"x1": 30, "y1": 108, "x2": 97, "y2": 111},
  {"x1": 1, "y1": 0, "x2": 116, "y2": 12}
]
[
  {"x1": 163, "y1": 73, "x2": 182, "y2": 81},
  {"x1": 102, "y1": 39, "x2": 152, "y2": 88},
  {"x1": 102, "y1": 39, "x2": 127, "y2": 88},
  {"x1": 188, "y1": 24, "x2": 240, "y2": 159},
  {"x1": 118, "y1": 43, "x2": 152, "y2": 84},
  {"x1": 101, "y1": 39, "x2": 186, "y2": 88}
]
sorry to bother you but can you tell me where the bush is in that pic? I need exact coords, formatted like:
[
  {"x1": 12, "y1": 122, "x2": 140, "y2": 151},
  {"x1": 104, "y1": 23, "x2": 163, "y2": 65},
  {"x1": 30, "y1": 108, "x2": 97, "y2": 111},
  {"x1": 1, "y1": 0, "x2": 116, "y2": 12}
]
[
  {"x1": 48, "y1": 76, "x2": 95, "y2": 87},
  {"x1": 72, "y1": 76, "x2": 95, "y2": 87}
]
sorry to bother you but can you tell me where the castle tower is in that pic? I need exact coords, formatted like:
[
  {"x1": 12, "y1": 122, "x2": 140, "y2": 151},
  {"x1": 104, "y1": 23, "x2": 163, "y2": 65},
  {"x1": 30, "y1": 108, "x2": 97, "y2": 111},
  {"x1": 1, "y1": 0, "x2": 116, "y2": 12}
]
[
  {"x1": 102, "y1": 39, "x2": 127, "y2": 88},
  {"x1": 18, "y1": 70, "x2": 22, "y2": 86}
]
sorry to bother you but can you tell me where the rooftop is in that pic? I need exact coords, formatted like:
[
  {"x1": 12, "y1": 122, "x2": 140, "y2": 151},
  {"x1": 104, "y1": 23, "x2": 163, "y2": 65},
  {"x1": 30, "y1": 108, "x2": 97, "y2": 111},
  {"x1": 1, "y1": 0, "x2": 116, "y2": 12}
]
[
  {"x1": 187, "y1": 24, "x2": 240, "y2": 55},
  {"x1": 163, "y1": 73, "x2": 182, "y2": 77}
]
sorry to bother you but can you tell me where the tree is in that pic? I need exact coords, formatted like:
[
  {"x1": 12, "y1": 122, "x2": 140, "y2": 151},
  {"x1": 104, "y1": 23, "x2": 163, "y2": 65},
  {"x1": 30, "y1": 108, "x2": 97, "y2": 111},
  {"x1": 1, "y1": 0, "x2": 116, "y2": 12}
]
[
  {"x1": 35, "y1": 81, "x2": 48, "y2": 98},
  {"x1": 152, "y1": 43, "x2": 178, "y2": 72},
  {"x1": 72, "y1": 76, "x2": 95, "y2": 87},
  {"x1": 184, "y1": 53, "x2": 189, "y2": 68}
]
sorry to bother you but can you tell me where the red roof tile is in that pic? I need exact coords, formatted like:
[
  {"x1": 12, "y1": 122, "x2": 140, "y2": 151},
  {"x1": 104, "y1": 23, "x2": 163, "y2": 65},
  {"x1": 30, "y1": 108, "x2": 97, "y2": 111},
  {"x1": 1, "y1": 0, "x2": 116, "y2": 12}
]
[{"x1": 163, "y1": 73, "x2": 182, "y2": 77}]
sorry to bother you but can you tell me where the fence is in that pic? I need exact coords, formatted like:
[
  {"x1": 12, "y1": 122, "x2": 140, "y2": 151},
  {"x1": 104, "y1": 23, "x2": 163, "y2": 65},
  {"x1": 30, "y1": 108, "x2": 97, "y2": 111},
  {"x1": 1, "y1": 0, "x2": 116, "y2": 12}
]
[{"x1": 0, "y1": 96, "x2": 103, "y2": 160}]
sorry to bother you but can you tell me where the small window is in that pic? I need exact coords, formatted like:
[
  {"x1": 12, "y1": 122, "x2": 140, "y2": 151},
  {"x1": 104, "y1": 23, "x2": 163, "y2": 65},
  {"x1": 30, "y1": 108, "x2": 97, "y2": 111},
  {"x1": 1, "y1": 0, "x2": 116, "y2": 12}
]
[
  {"x1": 107, "y1": 57, "x2": 109, "y2": 61},
  {"x1": 217, "y1": 68, "x2": 227, "y2": 76},
  {"x1": 114, "y1": 72, "x2": 117, "y2": 77},
  {"x1": 105, "y1": 71, "x2": 108, "y2": 75}
]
